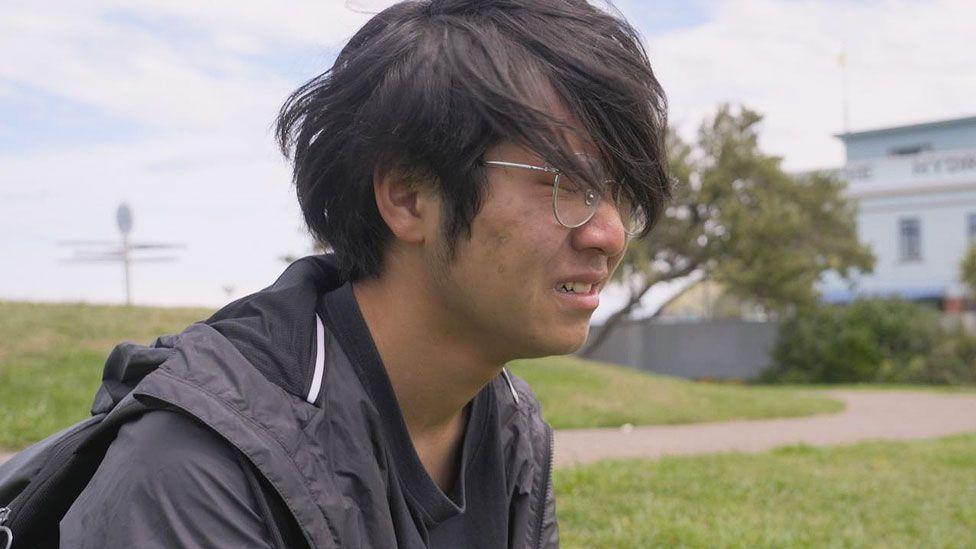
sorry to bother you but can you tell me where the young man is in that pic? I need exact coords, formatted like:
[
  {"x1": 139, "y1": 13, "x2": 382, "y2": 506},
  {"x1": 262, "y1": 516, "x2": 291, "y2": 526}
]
[{"x1": 59, "y1": 0, "x2": 668, "y2": 547}]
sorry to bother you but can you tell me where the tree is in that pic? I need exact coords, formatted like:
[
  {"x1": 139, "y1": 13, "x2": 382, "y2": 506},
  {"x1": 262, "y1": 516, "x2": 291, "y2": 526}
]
[
  {"x1": 581, "y1": 104, "x2": 875, "y2": 356},
  {"x1": 960, "y1": 242, "x2": 976, "y2": 297},
  {"x1": 281, "y1": 238, "x2": 331, "y2": 264}
]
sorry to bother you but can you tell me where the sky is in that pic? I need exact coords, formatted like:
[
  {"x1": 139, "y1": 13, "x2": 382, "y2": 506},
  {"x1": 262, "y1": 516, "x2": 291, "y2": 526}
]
[{"x1": 1, "y1": 0, "x2": 974, "y2": 321}]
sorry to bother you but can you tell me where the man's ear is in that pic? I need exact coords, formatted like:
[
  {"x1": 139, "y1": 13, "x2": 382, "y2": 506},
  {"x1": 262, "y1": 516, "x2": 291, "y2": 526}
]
[{"x1": 372, "y1": 166, "x2": 438, "y2": 244}]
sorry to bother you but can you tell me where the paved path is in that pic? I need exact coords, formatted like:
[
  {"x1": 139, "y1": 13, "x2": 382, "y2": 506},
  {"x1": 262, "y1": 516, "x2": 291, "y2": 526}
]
[
  {"x1": 3, "y1": 391, "x2": 975, "y2": 469},
  {"x1": 555, "y1": 390, "x2": 976, "y2": 467}
]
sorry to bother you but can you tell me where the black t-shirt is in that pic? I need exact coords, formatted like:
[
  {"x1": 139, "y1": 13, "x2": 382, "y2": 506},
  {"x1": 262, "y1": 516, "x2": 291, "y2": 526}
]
[{"x1": 320, "y1": 282, "x2": 509, "y2": 548}]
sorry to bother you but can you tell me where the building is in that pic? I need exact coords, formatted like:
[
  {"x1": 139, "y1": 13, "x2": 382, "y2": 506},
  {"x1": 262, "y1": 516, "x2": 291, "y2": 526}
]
[
  {"x1": 822, "y1": 115, "x2": 976, "y2": 311},
  {"x1": 586, "y1": 115, "x2": 976, "y2": 381}
]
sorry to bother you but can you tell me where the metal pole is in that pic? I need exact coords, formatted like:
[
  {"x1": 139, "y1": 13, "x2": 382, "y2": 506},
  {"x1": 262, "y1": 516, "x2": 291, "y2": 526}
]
[
  {"x1": 839, "y1": 47, "x2": 851, "y2": 134},
  {"x1": 123, "y1": 232, "x2": 132, "y2": 305},
  {"x1": 61, "y1": 203, "x2": 181, "y2": 304}
]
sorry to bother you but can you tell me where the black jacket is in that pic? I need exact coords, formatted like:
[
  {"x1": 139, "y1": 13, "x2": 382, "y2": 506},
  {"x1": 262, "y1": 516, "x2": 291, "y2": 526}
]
[{"x1": 58, "y1": 255, "x2": 558, "y2": 548}]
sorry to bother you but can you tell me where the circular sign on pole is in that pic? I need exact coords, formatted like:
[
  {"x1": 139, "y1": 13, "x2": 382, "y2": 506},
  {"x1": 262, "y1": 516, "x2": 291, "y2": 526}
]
[{"x1": 116, "y1": 203, "x2": 133, "y2": 236}]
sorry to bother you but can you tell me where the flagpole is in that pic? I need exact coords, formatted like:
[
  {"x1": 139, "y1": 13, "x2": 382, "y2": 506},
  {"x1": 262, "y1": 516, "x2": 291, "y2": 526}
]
[{"x1": 839, "y1": 46, "x2": 850, "y2": 134}]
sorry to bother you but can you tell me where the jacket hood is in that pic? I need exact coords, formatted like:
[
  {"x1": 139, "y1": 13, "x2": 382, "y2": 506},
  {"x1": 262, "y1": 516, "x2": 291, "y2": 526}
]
[
  {"x1": 204, "y1": 254, "x2": 343, "y2": 400},
  {"x1": 88, "y1": 254, "x2": 353, "y2": 548},
  {"x1": 92, "y1": 254, "x2": 343, "y2": 415}
]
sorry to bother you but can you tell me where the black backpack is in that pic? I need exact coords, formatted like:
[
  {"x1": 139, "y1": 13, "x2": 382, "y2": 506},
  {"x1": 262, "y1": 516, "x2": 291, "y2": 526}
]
[{"x1": 0, "y1": 339, "x2": 305, "y2": 549}]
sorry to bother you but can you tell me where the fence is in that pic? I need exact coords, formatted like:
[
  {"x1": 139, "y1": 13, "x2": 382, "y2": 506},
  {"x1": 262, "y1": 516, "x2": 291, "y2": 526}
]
[{"x1": 581, "y1": 318, "x2": 779, "y2": 381}]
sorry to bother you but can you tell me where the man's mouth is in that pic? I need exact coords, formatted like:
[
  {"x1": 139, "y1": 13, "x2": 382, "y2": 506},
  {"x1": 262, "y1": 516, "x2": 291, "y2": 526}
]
[{"x1": 554, "y1": 282, "x2": 594, "y2": 294}]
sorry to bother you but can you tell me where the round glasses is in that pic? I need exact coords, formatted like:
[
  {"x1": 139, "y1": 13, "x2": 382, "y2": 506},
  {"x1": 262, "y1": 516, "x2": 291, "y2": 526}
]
[{"x1": 483, "y1": 154, "x2": 648, "y2": 237}]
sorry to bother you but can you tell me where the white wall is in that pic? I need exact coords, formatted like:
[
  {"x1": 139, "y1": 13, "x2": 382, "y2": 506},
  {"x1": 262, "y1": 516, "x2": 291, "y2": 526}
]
[{"x1": 822, "y1": 187, "x2": 976, "y2": 300}]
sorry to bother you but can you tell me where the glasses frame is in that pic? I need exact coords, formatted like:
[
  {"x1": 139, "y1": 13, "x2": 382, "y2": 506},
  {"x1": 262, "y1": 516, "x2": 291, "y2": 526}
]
[{"x1": 482, "y1": 159, "x2": 643, "y2": 237}]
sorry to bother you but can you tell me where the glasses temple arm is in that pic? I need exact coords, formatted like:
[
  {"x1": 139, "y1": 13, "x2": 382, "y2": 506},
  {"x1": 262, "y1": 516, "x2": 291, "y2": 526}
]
[{"x1": 482, "y1": 160, "x2": 560, "y2": 174}]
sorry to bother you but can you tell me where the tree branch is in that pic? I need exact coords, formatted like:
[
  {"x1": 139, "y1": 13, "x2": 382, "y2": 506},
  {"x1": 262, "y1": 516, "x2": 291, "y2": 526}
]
[{"x1": 579, "y1": 259, "x2": 701, "y2": 357}]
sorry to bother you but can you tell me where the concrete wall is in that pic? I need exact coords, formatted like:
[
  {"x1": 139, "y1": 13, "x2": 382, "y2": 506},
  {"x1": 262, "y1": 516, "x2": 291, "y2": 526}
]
[{"x1": 582, "y1": 318, "x2": 779, "y2": 381}]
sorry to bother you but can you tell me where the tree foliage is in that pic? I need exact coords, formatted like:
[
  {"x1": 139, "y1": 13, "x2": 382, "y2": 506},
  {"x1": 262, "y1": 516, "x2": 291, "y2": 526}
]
[
  {"x1": 960, "y1": 242, "x2": 976, "y2": 296},
  {"x1": 583, "y1": 104, "x2": 875, "y2": 355},
  {"x1": 765, "y1": 298, "x2": 976, "y2": 385}
]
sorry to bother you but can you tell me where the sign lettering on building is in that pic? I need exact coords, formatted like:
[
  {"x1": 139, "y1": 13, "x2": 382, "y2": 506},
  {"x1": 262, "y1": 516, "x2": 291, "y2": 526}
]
[
  {"x1": 912, "y1": 152, "x2": 976, "y2": 176},
  {"x1": 839, "y1": 148, "x2": 976, "y2": 195}
]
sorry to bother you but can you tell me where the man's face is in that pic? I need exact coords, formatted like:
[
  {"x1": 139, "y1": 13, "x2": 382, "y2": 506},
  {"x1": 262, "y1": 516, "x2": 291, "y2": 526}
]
[{"x1": 424, "y1": 138, "x2": 629, "y2": 362}]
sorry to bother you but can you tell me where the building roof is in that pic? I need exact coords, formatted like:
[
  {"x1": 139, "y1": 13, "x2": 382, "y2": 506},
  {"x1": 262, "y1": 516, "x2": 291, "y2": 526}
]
[{"x1": 834, "y1": 114, "x2": 976, "y2": 141}]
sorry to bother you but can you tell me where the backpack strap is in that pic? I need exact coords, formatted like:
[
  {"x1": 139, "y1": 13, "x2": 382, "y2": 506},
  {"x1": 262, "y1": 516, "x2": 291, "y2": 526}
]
[{"x1": 0, "y1": 398, "x2": 150, "y2": 548}]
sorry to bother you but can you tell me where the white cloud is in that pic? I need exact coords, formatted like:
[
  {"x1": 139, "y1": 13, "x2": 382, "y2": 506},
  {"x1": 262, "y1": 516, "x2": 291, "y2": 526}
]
[
  {"x1": 2, "y1": 0, "x2": 974, "y2": 306},
  {"x1": 119, "y1": 0, "x2": 370, "y2": 46},
  {"x1": 0, "y1": 1, "x2": 368, "y2": 133},
  {"x1": 0, "y1": 128, "x2": 307, "y2": 306},
  {"x1": 646, "y1": 0, "x2": 976, "y2": 170},
  {"x1": 0, "y1": 1, "x2": 360, "y2": 305}
]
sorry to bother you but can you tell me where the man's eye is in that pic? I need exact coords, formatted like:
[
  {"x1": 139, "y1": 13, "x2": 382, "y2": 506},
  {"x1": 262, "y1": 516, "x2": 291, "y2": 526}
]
[
  {"x1": 559, "y1": 181, "x2": 585, "y2": 194},
  {"x1": 533, "y1": 177, "x2": 555, "y2": 191}
]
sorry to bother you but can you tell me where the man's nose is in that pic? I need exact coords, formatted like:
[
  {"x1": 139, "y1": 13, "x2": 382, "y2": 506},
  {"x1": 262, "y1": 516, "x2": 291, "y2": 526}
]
[{"x1": 571, "y1": 198, "x2": 627, "y2": 257}]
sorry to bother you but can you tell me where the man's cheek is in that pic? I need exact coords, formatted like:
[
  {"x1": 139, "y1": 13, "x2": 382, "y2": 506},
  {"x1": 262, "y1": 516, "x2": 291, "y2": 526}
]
[{"x1": 608, "y1": 250, "x2": 626, "y2": 276}]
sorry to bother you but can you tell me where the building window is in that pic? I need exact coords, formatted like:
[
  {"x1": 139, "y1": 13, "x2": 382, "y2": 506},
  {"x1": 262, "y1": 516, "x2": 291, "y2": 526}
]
[
  {"x1": 888, "y1": 143, "x2": 932, "y2": 156},
  {"x1": 968, "y1": 213, "x2": 976, "y2": 243},
  {"x1": 899, "y1": 217, "x2": 921, "y2": 261}
]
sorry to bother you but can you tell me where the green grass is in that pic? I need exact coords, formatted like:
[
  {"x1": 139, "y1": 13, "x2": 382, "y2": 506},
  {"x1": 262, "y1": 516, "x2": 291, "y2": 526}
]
[
  {"x1": 0, "y1": 301, "x2": 212, "y2": 450},
  {"x1": 556, "y1": 434, "x2": 976, "y2": 548},
  {"x1": 2, "y1": 301, "x2": 841, "y2": 450},
  {"x1": 508, "y1": 356, "x2": 843, "y2": 429}
]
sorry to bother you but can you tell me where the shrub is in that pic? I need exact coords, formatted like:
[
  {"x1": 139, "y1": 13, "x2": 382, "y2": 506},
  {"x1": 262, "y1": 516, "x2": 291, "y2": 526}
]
[
  {"x1": 960, "y1": 243, "x2": 976, "y2": 296},
  {"x1": 763, "y1": 298, "x2": 976, "y2": 384}
]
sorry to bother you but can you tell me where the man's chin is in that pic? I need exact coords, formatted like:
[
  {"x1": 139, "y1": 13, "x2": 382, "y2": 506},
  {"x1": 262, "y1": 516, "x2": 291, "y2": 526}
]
[{"x1": 543, "y1": 325, "x2": 591, "y2": 356}]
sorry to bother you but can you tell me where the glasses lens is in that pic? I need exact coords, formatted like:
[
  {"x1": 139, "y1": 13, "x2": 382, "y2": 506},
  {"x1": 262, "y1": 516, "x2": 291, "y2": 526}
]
[
  {"x1": 554, "y1": 155, "x2": 604, "y2": 228},
  {"x1": 554, "y1": 154, "x2": 648, "y2": 236},
  {"x1": 554, "y1": 176, "x2": 598, "y2": 228},
  {"x1": 614, "y1": 187, "x2": 648, "y2": 236}
]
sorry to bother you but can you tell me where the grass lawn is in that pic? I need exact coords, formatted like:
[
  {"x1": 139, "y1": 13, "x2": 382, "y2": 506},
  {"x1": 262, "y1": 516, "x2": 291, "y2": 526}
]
[
  {"x1": 556, "y1": 434, "x2": 976, "y2": 548},
  {"x1": 0, "y1": 301, "x2": 213, "y2": 450},
  {"x1": 508, "y1": 356, "x2": 843, "y2": 429},
  {"x1": 1, "y1": 301, "x2": 842, "y2": 450}
]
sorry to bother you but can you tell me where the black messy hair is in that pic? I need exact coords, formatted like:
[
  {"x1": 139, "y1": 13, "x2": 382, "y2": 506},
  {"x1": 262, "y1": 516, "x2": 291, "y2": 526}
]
[{"x1": 276, "y1": 0, "x2": 669, "y2": 281}]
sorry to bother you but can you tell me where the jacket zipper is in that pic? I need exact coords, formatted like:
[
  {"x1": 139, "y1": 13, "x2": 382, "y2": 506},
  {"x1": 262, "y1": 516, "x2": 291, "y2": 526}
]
[
  {"x1": 1, "y1": 506, "x2": 13, "y2": 549},
  {"x1": 533, "y1": 424, "x2": 555, "y2": 549}
]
